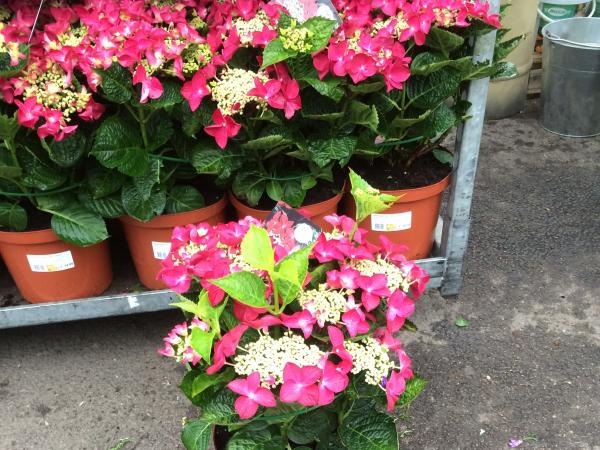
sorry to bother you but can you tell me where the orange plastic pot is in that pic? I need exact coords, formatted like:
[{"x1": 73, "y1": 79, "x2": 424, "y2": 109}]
[
  {"x1": 0, "y1": 229, "x2": 112, "y2": 303},
  {"x1": 344, "y1": 174, "x2": 451, "y2": 260},
  {"x1": 228, "y1": 191, "x2": 343, "y2": 231},
  {"x1": 119, "y1": 196, "x2": 228, "y2": 290}
]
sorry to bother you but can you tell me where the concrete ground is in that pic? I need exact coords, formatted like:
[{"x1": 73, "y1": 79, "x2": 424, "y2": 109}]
[{"x1": 0, "y1": 100, "x2": 599, "y2": 450}]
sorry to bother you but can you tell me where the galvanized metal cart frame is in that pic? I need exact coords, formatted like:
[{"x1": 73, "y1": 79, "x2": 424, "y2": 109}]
[{"x1": 0, "y1": 3, "x2": 500, "y2": 329}]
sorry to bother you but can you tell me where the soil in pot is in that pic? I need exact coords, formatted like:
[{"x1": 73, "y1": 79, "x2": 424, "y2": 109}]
[
  {"x1": 346, "y1": 153, "x2": 452, "y2": 260},
  {"x1": 230, "y1": 178, "x2": 345, "y2": 232},
  {"x1": 119, "y1": 190, "x2": 228, "y2": 290},
  {"x1": 0, "y1": 217, "x2": 112, "y2": 303}
]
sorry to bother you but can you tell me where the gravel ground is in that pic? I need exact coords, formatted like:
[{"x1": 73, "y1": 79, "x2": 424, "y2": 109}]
[{"x1": 0, "y1": 100, "x2": 599, "y2": 450}]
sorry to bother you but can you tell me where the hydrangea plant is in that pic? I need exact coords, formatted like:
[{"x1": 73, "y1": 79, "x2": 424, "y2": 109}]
[{"x1": 159, "y1": 172, "x2": 429, "y2": 449}]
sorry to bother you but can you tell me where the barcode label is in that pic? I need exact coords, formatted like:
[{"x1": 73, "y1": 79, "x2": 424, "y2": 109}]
[
  {"x1": 152, "y1": 241, "x2": 171, "y2": 260},
  {"x1": 371, "y1": 212, "x2": 412, "y2": 232},
  {"x1": 26, "y1": 251, "x2": 75, "y2": 272}
]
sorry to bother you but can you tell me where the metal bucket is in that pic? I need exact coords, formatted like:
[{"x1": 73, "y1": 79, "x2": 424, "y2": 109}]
[{"x1": 540, "y1": 17, "x2": 600, "y2": 137}]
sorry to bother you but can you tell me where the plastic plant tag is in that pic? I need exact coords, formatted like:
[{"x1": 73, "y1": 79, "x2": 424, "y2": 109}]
[
  {"x1": 265, "y1": 203, "x2": 321, "y2": 253},
  {"x1": 152, "y1": 241, "x2": 171, "y2": 260},
  {"x1": 27, "y1": 251, "x2": 75, "y2": 272},
  {"x1": 272, "y1": 0, "x2": 341, "y2": 23},
  {"x1": 371, "y1": 211, "x2": 412, "y2": 232}
]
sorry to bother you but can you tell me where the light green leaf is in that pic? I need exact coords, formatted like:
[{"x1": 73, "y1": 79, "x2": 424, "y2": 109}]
[
  {"x1": 432, "y1": 149, "x2": 453, "y2": 166},
  {"x1": 181, "y1": 419, "x2": 212, "y2": 450},
  {"x1": 241, "y1": 225, "x2": 275, "y2": 272},
  {"x1": 190, "y1": 327, "x2": 215, "y2": 363},
  {"x1": 191, "y1": 370, "x2": 235, "y2": 397},
  {"x1": 454, "y1": 316, "x2": 469, "y2": 328},
  {"x1": 273, "y1": 244, "x2": 313, "y2": 306},
  {"x1": 303, "y1": 16, "x2": 337, "y2": 51},
  {"x1": 209, "y1": 271, "x2": 268, "y2": 308},
  {"x1": 0, "y1": 201, "x2": 27, "y2": 231},
  {"x1": 339, "y1": 399, "x2": 398, "y2": 450},
  {"x1": 349, "y1": 168, "x2": 399, "y2": 223},
  {"x1": 45, "y1": 204, "x2": 108, "y2": 246},
  {"x1": 166, "y1": 185, "x2": 205, "y2": 214},
  {"x1": 261, "y1": 38, "x2": 297, "y2": 69},
  {"x1": 397, "y1": 375, "x2": 427, "y2": 407}
]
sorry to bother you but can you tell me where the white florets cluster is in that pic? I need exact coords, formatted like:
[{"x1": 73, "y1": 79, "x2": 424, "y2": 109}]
[
  {"x1": 346, "y1": 337, "x2": 394, "y2": 385},
  {"x1": 234, "y1": 331, "x2": 324, "y2": 387},
  {"x1": 350, "y1": 256, "x2": 409, "y2": 292},
  {"x1": 209, "y1": 68, "x2": 267, "y2": 116},
  {"x1": 297, "y1": 285, "x2": 348, "y2": 326},
  {"x1": 234, "y1": 10, "x2": 272, "y2": 45}
]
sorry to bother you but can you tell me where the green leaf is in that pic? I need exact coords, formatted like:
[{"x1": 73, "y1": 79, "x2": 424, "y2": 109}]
[
  {"x1": 300, "y1": 77, "x2": 344, "y2": 102},
  {"x1": 390, "y1": 110, "x2": 431, "y2": 130},
  {"x1": 288, "y1": 409, "x2": 333, "y2": 445},
  {"x1": 91, "y1": 115, "x2": 149, "y2": 176},
  {"x1": 181, "y1": 419, "x2": 211, "y2": 450},
  {"x1": 283, "y1": 179, "x2": 306, "y2": 207},
  {"x1": 20, "y1": 150, "x2": 67, "y2": 191},
  {"x1": 97, "y1": 63, "x2": 133, "y2": 104},
  {"x1": 432, "y1": 149, "x2": 453, "y2": 166},
  {"x1": 232, "y1": 173, "x2": 266, "y2": 207},
  {"x1": 348, "y1": 81, "x2": 386, "y2": 94},
  {"x1": 397, "y1": 375, "x2": 427, "y2": 407},
  {"x1": 301, "y1": 90, "x2": 345, "y2": 121},
  {"x1": 242, "y1": 133, "x2": 293, "y2": 151},
  {"x1": 266, "y1": 180, "x2": 283, "y2": 202},
  {"x1": 405, "y1": 68, "x2": 462, "y2": 110},
  {"x1": 145, "y1": 115, "x2": 174, "y2": 152},
  {"x1": 166, "y1": 185, "x2": 205, "y2": 214},
  {"x1": 84, "y1": 166, "x2": 124, "y2": 198},
  {"x1": 78, "y1": 190, "x2": 125, "y2": 218},
  {"x1": 241, "y1": 225, "x2": 275, "y2": 272},
  {"x1": 181, "y1": 102, "x2": 216, "y2": 137},
  {"x1": 495, "y1": 35, "x2": 523, "y2": 62},
  {"x1": 287, "y1": 54, "x2": 319, "y2": 80},
  {"x1": 149, "y1": 80, "x2": 184, "y2": 109},
  {"x1": 196, "y1": 387, "x2": 239, "y2": 424},
  {"x1": 0, "y1": 201, "x2": 27, "y2": 231},
  {"x1": 301, "y1": 175, "x2": 317, "y2": 190},
  {"x1": 349, "y1": 168, "x2": 399, "y2": 223},
  {"x1": 0, "y1": 164, "x2": 21, "y2": 179},
  {"x1": 190, "y1": 327, "x2": 215, "y2": 363},
  {"x1": 339, "y1": 399, "x2": 398, "y2": 450},
  {"x1": 45, "y1": 204, "x2": 108, "y2": 246},
  {"x1": 414, "y1": 103, "x2": 458, "y2": 139},
  {"x1": 410, "y1": 52, "x2": 454, "y2": 76},
  {"x1": 347, "y1": 101, "x2": 379, "y2": 132},
  {"x1": 47, "y1": 132, "x2": 87, "y2": 168},
  {"x1": 0, "y1": 113, "x2": 19, "y2": 141},
  {"x1": 0, "y1": 44, "x2": 29, "y2": 78},
  {"x1": 274, "y1": 244, "x2": 312, "y2": 306},
  {"x1": 303, "y1": 17, "x2": 337, "y2": 51},
  {"x1": 227, "y1": 428, "x2": 284, "y2": 450},
  {"x1": 308, "y1": 136, "x2": 357, "y2": 168},
  {"x1": 459, "y1": 60, "x2": 497, "y2": 81},
  {"x1": 261, "y1": 38, "x2": 297, "y2": 69},
  {"x1": 454, "y1": 316, "x2": 469, "y2": 328},
  {"x1": 424, "y1": 27, "x2": 465, "y2": 57},
  {"x1": 492, "y1": 61, "x2": 518, "y2": 80},
  {"x1": 191, "y1": 369, "x2": 235, "y2": 398},
  {"x1": 121, "y1": 182, "x2": 166, "y2": 221},
  {"x1": 209, "y1": 271, "x2": 268, "y2": 308}
]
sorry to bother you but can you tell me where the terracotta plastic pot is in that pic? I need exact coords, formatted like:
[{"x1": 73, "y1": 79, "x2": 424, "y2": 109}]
[
  {"x1": 0, "y1": 229, "x2": 112, "y2": 303},
  {"x1": 119, "y1": 196, "x2": 228, "y2": 290},
  {"x1": 344, "y1": 174, "x2": 451, "y2": 260},
  {"x1": 228, "y1": 191, "x2": 343, "y2": 231}
]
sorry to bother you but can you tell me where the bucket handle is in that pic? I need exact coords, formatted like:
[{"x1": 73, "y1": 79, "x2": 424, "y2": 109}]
[
  {"x1": 545, "y1": 31, "x2": 600, "y2": 48},
  {"x1": 537, "y1": 0, "x2": 596, "y2": 23}
]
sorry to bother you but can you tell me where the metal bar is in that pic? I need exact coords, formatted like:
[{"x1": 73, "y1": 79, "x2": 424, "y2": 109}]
[
  {"x1": 0, "y1": 290, "x2": 177, "y2": 329},
  {"x1": 440, "y1": 0, "x2": 500, "y2": 297}
]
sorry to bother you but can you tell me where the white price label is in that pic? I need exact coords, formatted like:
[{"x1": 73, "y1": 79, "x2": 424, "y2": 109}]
[
  {"x1": 152, "y1": 241, "x2": 171, "y2": 260},
  {"x1": 371, "y1": 212, "x2": 412, "y2": 232},
  {"x1": 27, "y1": 251, "x2": 75, "y2": 272}
]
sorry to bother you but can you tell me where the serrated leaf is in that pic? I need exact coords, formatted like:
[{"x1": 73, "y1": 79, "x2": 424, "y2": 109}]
[
  {"x1": 22, "y1": 162, "x2": 67, "y2": 191},
  {"x1": 196, "y1": 387, "x2": 239, "y2": 424},
  {"x1": 181, "y1": 419, "x2": 211, "y2": 450},
  {"x1": 181, "y1": 102, "x2": 216, "y2": 137},
  {"x1": 209, "y1": 271, "x2": 268, "y2": 308},
  {"x1": 348, "y1": 81, "x2": 386, "y2": 94},
  {"x1": 414, "y1": 103, "x2": 458, "y2": 139},
  {"x1": 45, "y1": 204, "x2": 108, "y2": 246},
  {"x1": 85, "y1": 166, "x2": 126, "y2": 198},
  {"x1": 406, "y1": 68, "x2": 462, "y2": 110},
  {"x1": 97, "y1": 63, "x2": 133, "y2": 104},
  {"x1": 349, "y1": 168, "x2": 399, "y2": 223},
  {"x1": 166, "y1": 185, "x2": 205, "y2": 214},
  {"x1": 0, "y1": 44, "x2": 29, "y2": 78},
  {"x1": 0, "y1": 113, "x2": 19, "y2": 141},
  {"x1": 149, "y1": 80, "x2": 183, "y2": 109},
  {"x1": 132, "y1": 159, "x2": 161, "y2": 200},
  {"x1": 301, "y1": 175, "x2": 317, "y2": 190},
  {"x1": 241, "y1": 225, "x2": 275, "y2": 272},
  {"x1": 495, "y1": 35, "x2": 523, "y2": 62},
  {"x1": 261, "y1": 38, "x2": 297, "y2": 69},
  {"x1": 391, "y1": 110, "x2": 431, "y2": 130},
  {"x1": 47, "y1": 132, "x2": 87, "y2": 168},
  {"x1": 347, "y1": 101, "x2": 379, "y2": 132},
  {"x1": 288, "y1": 410, "x2": 333, "y2": 445},
  {"x1": 243, "y1": 133, "x2": 293, "y2": 151},
  {"x1": 145, "y1": 115, "x2": 174, "y2": 152},
  {"x1": 303, "y1": 16, "x2": 337, "y2": 51},
  {"x1": 273, "y1": 244, "x2": 313, "y2": 306},
  {"x1": 300, "y1": 77, "x2": 344, "y2": 102},
  {"x1": 0, "y1": 201, "x2": 27, "y2": 231},
  {"x1": 189, "y1": 327, "x2": 215, "y2": 363},
  {"x1": 283, "y1": 179, "x2": 305, "y2": 207},
  {"x1": 78, "y1": 190, "x2": 125, "y2": 218},
  {"x1": 0, "y1": 164, "x2": 21, "y2": 179},
  {"x1": 410, "y1": 52, "x2": 454, "y2": 76},
  {"x1": 308, "y1": 136, "x2": 357, "y2": 168},
  {"x1": 266, "y1": 179, "x2": 283, "y2": 202},
  {"x1": 232, "y1": 173, "x2": 266, "y2": 207},
  {"x1": 121, "y1": 182, "x2": 166, "y2": 221},
  {"x1": 91, "y1": 115, "x2": 149, "y2": 176},
  {"x1": 191, "y1": 370, "x2": 235, "y2": 398},
  {"x1": 227, "y1": 428, "x2": 283, "y2": 450},
  {"x1": 339, "y1": 399, "x2": 398, "y2": 450},
  {"x1": 425, "y1": 27, "x2": 465, "y2": 57},
  {"x1": 492, "y1": 61, "x2": 518, "y2": 80},
  {"x1": 397, "y1": 375, "x2": 427, "y2": 407}
]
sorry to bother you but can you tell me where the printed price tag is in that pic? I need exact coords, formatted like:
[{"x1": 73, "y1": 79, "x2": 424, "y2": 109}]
[
  {"x1": 371, "y1": 212, "x2": 412, "y2": 232},
  {"x1": 272, "y1": 0, "x2": 341, "y2": 23},
  {"x1": 152, "y1": 241, "x2": 171, "y2": 260},
  {"x1": 265, "y1": 204, "x2": 321, "y2": 253},
  {"x1": 27, "y1": 251, "x2": 75, "y2": 272}
]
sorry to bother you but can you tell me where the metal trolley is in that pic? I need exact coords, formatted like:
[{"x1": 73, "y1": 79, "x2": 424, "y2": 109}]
[{"x1": 0, "y1": 1, "x2": 500, "y2": 329}]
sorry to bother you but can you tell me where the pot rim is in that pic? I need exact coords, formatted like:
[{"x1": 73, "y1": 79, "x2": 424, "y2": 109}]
[
  {"x1": 119, "y1": 194, "x2": 228, "y2": 229},
  {"x1": 0, "y1": 227, "x2": 62, "y2": 245},
  {"x1": 380, "y1": 173, "x2": 451, "y2": 203}
]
